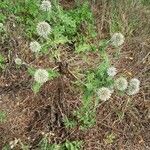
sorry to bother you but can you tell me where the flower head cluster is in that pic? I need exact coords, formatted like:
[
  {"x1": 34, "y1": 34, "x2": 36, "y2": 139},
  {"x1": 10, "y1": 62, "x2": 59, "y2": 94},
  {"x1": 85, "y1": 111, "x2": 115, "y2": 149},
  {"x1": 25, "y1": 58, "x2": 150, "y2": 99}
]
[
  {"x1": 40, "y1": 0, "x2": 51, "y2": 11},
  {"x1": 107, "y1": 67, "x2": 117, "y2": 77},
  {"x1": 115, "y1": 77, "x2": 128, "y2": 91},
  {"x1": 30, "y1": 41, "x2": 41, "y2": 53},
  {"x1": 34, "y1": 69, "x2": 49, "y2": 84},
  {"x1": 127, "y1": 78, "x2": 140, "y2": 95},
  {"x1": 15, "y1": 58, "x2": 22, "y2": 65},
  {"x1": 37, "y1": 21, "x2": 51, "y2": 38},
  {"x1": 111, "y1": 32, "x2": 125, "y2": 47},
  {"x1": 97, "y1": 87, "x2": 112, "y2": 101}
]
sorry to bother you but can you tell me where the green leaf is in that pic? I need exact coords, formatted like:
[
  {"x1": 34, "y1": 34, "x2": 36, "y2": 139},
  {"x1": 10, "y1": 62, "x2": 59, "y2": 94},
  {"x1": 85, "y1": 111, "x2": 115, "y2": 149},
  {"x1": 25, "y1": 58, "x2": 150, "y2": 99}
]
[
  {"x1": 75, "y1": 43, "x2": 91, "y2": 53},
  {"x1": 98, "y1": 39, "x2": 109, "y2": 52},
  {"x1": 27, "y1": 67, "x2": 36, "y2": 76},
  {"x1": 32, "y1": 82, "x2": 42, "y2": 93},
  {"x1": 47, "y1": 69, "x2": 59, "y2": 79},
  {"x1": 2, "y1": 144, "x2": 11, "y2": 150}
]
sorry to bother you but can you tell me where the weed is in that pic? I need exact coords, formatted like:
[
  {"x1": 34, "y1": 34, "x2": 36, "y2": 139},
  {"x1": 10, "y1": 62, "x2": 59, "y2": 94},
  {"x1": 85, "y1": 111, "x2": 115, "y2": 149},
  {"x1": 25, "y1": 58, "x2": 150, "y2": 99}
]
[
  {"x1": 38, "y1": 135, "x2": 83, "y2": 150},
  {"x1": 0, "y1": 111, "x2": 6, "y2": 123},
  {"x1": 104, "y1": 132, "x2": 116, "y2": 144},
  {"x1": 0, "y1": 53, "x2": 5, "y2": 70},
  {"x1": 2, "y1": 145, "x2": 10, "y2": 150}
]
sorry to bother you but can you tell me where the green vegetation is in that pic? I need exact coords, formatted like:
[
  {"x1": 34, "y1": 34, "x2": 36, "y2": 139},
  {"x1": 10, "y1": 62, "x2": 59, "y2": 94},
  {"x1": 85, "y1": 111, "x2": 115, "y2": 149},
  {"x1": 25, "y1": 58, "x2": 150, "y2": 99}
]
[
  {"x1": 0, "y1": 54, "x2": 5, "y2": 70},
  {"x1": 1, "y1": 0, "x2": 149, "y2": 149},
  {"x1": 0, "y1": 111, "x2": 7, "y2": 123},
  {"x1": 38, "y1": 136, "x2": 83, "y2": 150}
]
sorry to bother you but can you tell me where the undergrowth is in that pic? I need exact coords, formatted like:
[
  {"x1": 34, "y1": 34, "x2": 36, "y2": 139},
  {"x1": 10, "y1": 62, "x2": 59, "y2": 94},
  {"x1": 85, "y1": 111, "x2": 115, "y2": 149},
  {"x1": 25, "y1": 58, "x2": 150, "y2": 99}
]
[{"x1": 0, "y1": 0, "x2": 146, "y2": 149}]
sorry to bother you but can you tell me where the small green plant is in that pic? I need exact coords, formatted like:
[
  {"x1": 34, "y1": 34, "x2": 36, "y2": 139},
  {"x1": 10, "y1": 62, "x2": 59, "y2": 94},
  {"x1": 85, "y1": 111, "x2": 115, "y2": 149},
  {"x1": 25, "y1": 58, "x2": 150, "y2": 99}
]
[
  {"x1": 38, "y1": 136, "x2": 83, "y2": 150},
  {"x1": 64, "y1": 140, "x2": 83, "y2": 150},
  {"x1": 63, "y1": 116, "x2": 77, "y2": 129},
  {"x1": 0, "y1": 53, "x2": 5, "y2": 70},
  {"x1": 104, "y1": 132, "x2": 116, "y2": 144},
  {"x1": 73, "y1": 58, "x2": 113, "y2": 129},
  {"x1": 2, "y1": 145, "x2": 10, "y2": 150},
  {"x1": 0, "y1": 111, "x2": 7, "y2": 123}
]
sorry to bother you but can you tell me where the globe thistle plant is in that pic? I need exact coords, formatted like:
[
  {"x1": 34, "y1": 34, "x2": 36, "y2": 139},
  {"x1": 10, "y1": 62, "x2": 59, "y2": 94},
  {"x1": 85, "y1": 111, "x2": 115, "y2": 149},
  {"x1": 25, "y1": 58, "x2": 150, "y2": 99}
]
[
  {"x1": 15, "y1": 58, "x2": 22, "y2": 65},
  {"x1": 107, "y1": 67, "x2": 117, "y2": 77},
  {"x1": 30, "y1": 41, "x2": 41, "y2": 53},
  {"x1": 97, "y1": 87, "x2": 112, "y2": 101},
  {"x1": 127, "y1": 78, "x2": 140, "y2": 95},
  {"x1": 110, "y1": 32, "x2": 125, "y2": 47},
  {"x1": 34, "y1": 69, "x2": 49, "y2": 84},
  {"x1": 115, "y1": 77, "x2": 128, "y2": 91},
  {"x1": 40, "y1": 0, "x2": 51, "y2": 12},
  {"x1": 37, "y1": 21, "x2": 51, "y2": 38}
]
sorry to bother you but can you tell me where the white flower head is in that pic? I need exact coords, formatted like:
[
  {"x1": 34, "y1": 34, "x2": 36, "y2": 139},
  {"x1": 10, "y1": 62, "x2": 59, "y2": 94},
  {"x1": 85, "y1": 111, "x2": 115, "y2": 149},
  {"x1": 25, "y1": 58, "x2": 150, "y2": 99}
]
[
  {"x1": 111, "y1": 32, "x2": 125, "y2": 47},
  {"x1": 37, "y1": 21, "x2": 51, "y2": 38},
  {"x1": 34, "y1": 69, "x2": 49, "y2": 84},
  {"x1": 15, "y1": 58, "x2": 22, "y2": 65},
  {"x1": 107, "y1": 67, "x2": 117, "y2": 77},
  {"x1": 30, "y1": 41, "x2": 41, "y2": 53},
  {"x1": 97, "y1": 87, "x2": 112, "y2": 101},
  {"x1": 40, "y1": 0, "x2": 51, "y2": 11},
  {"x1": 127, "y1": 78, "x2": 140, "y2": 95},
  {"x1": 130, "y1": 78, "x2": 140, "y2": 87},
  {"x1": 115, "y1": 77, "x2": 128, "y2": 91}
]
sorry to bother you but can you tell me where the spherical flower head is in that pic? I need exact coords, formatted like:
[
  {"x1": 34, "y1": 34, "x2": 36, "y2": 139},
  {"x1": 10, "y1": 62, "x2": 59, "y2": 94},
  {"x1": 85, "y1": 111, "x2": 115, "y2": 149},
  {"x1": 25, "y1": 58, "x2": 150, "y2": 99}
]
[
  {"x1": 130, "y1": 78, "x2": 140, "y2": 87},
  {"x1": 30, "y1": 41, "x2": 41, "y2": 53},
  {"x1": 97, "y1": 87, "x2": 112, "y2": 101},
  {"x1": 107, "y1": 67, "x2": 117, "y2": 77},
  {"x1": 15, "y1": 58, "x2": 22, "y2": 65},
  {"x1": 111, "y1": 32, "x2": 125, "y2": 47},
  {"x1": 40, "y1": 0, "x2": 51, "y2": 12},
  {"x1": 115, "y1": 77, "x2": 128, "y2": 91},
  {"x1": 34, "y1": 69, "x2": 49, "y2": 84},
  {"x1": 37, "y1": 21, "x2": 51, "y2": 38},
  {"x1": 127, "y1": 78, "x2": 140, "y2": 95}
]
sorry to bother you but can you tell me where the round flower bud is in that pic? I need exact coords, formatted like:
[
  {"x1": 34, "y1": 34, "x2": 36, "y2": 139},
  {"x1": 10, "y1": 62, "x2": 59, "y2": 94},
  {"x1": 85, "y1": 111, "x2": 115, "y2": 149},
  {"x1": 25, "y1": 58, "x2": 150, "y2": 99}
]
[
  {"x1": 15, "y1": 58, "x2": 22, "y2": 65},
  {"x1": 97, "y1": 87, "x2": 112, "y2": 101},
  {"x1": 34, "y1": 69, "x2": 49, "y2": 84},
  {"x1": 40, "y1": 0, "x2": 51, "y2": 12},
  {"x1": 30, "y1": 41, "x2": 41, "y2": 53},
  {"x1": 111, "y1": 32, "x2": 125, "y2": 47},
  {"x1": 127, "y1": 78, "x2": 140, "y2": 95},
  {"x1": 107, "y1": 67, "x2": 117, "y2": 77},
  {"x1": 37, "y1": 21, "x2": 51, "y2": 38},
  {"x1": 115, "y1": 77, "x2": 128, "y2": 91},
  {"x1": 130, "y1": 78, "x2": 140, "y2": 87}
]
